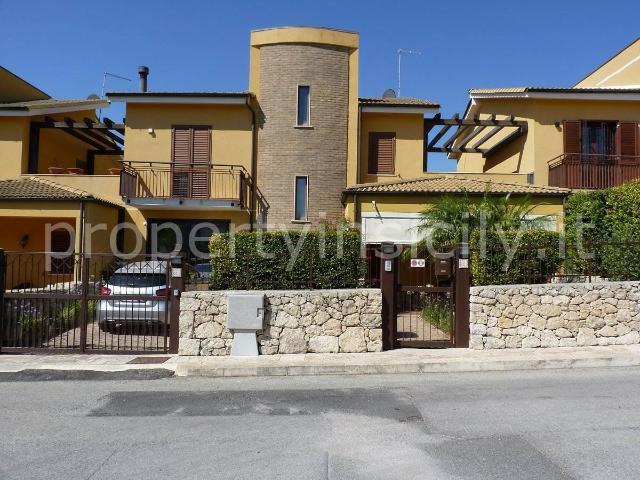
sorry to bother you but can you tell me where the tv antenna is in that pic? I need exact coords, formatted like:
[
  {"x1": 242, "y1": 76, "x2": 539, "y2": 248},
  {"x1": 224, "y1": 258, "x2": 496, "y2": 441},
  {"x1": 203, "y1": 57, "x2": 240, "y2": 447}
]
[
  {"x1": 397, "y1": 49, "x2": 421, "y2": 97},
  {"x1": 99, "y1": 72, "x2": 132, "y2": 119}
]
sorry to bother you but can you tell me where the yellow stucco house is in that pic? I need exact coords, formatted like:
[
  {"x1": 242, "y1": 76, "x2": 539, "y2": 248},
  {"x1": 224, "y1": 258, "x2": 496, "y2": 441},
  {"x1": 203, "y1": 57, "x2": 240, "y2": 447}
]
[
  {"x1": 452, "y1": 37, "x2": 640, "y2": 191},
  {"x1": 9, "y1": 28, "x2": 640, "y2": 261}
]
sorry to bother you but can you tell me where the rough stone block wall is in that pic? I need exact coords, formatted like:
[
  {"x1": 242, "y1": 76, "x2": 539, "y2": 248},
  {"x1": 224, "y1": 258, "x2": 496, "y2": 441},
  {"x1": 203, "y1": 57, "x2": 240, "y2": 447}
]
[
  {"x1": 257, "y1": 43, "x2": 349, "y2": 228},
  {"x1": 179, "y1": 289, "x2": 382, "y2": 355},
  {"x1": 469, "y1": 282, "x2": 640, "y2": 349}
]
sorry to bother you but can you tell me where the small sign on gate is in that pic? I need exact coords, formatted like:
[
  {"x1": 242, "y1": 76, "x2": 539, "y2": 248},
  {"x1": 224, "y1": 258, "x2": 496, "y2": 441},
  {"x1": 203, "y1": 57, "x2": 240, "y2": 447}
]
[{"x1": 410, "y1": 258, "x2": 426, "y2": 268}]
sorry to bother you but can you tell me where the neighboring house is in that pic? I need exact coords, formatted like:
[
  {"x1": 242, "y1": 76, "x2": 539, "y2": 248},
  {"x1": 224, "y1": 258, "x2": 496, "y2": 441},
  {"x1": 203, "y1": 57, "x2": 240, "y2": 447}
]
[
  {"x1": 451, "y1": 37, "x2": 640, "y2": 190},
  {"x1": 0, "y1": 66, "x2": 123, "y2": 263}
]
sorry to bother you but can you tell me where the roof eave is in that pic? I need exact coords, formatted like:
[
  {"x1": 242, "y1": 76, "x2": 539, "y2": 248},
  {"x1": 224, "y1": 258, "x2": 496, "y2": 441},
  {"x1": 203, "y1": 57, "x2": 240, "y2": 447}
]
[
  {"x1": 0, "y1": 101, "x2": 109, "y2": 117},
  {"x1": 107, "y1": 92, "x2": 252, "y2": 105},
  {"x1": 360, "y1": 105, "x2": 440, "y2": 114}
]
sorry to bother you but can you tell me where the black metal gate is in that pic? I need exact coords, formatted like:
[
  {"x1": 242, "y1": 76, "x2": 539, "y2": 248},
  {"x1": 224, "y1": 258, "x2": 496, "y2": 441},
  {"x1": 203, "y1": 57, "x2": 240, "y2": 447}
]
[
  {"x1": 395, "y1": 249, "x2": 455, "y2": 348},
  {"x1": 0, "y1": 251, "x2": 181, "y2": 354},
  {"x1": 378, "y1": 243, "x2": 470, "y2": 349}
]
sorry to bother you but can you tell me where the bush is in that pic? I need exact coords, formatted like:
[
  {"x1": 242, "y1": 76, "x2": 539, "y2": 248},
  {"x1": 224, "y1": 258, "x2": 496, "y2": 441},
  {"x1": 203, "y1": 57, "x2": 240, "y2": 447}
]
[
  {"x1": 564, "y1": 181, "x2": 640, "y2": 280},
  {"x1": 471, "y1": 229, "x2": 563, "y2": 286},
  {"x1": 209, "y1": 226, "x2": 365, "y2": 290}
]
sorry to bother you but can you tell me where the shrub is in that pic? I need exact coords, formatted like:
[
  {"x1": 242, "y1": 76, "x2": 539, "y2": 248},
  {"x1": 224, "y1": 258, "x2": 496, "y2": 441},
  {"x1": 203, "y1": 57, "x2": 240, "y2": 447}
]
[
  {"x1": 471, "y1": 229, "x2": 563, "y2": 286},
  {"x1": 209, "y1": 226, "x2": 365, "y2": 290},
  {"x1": 564, "y1": 181, "x2": 640, "y2": 280}
]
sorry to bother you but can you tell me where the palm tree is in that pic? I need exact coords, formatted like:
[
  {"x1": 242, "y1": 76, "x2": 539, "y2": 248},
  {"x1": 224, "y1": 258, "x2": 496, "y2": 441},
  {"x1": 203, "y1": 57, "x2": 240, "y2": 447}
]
[{"x1": 416, "y1": 189, "x2": 537, "y2": 249}]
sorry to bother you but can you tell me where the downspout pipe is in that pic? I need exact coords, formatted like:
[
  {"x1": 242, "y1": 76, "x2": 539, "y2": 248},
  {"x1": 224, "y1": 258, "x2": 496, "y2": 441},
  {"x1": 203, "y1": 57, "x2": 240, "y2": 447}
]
[{"x1": 245, "y1": 95, "x2": 258, "y2": 232}]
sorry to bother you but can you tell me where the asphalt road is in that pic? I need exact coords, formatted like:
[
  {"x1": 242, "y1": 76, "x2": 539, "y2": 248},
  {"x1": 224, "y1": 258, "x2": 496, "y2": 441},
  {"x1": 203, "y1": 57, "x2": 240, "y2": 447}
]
[{"x1": 1, "y1": 367, "x2": 640, "y2": 480}]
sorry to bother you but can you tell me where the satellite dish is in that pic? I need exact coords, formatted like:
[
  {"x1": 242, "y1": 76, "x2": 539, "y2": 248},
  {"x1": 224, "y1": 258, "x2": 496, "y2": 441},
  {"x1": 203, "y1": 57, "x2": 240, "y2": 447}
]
[
  {"x1": 87, "y1": 93, "x2": 100, "y2": 100},
  {"x1": 382, "y1": 88, "x2": 397, "y2": 99}
]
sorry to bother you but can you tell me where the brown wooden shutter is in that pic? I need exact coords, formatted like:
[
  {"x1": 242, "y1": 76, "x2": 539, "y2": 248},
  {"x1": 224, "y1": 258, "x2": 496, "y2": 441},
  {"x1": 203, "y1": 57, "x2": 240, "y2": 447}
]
[
  {"x1": 191, "y1": 127, "x2": 211, "y2": 199},
  {"x1": 617, "y1": 122, "x2": 638, "y2": 159},
  {"x1": 172, "y1": 127, "x2": 191, "y2": 197},
  {"x1": 563, "y1": 121, "x2": 582, "y2": 156},
  {"x1": 368, "y1": 132, "x2": 395, "y2": 174}
]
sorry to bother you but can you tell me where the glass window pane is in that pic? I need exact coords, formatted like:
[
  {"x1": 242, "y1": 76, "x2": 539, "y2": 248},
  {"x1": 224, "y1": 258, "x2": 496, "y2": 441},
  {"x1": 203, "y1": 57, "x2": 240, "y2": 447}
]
[
  {"x1": 297, "y1": 86, "x2": 310, "y2": 126},
  {"x1": 295, "y1": 176, "x2": 308, "y2": 220}
]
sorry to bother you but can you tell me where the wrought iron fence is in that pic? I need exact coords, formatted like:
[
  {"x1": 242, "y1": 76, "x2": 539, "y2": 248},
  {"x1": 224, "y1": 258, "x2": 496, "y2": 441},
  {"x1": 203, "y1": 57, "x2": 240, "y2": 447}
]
[{"x1": 0, "y1": 252, "x2": 179, "y2": 353}]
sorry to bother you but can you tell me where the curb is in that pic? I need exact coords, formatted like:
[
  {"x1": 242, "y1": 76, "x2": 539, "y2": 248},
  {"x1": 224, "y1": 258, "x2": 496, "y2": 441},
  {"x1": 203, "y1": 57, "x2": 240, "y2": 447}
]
[{"x1": 173, "y1": 354, "x2": 640, "y2": 377}]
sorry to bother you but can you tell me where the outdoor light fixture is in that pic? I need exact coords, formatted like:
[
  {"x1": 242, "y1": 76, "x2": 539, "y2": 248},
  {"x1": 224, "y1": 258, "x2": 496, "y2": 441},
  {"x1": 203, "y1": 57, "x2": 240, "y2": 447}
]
[
  {"x1": 148, "y1": 128, "x2": 155, "y2": 134},
  {"x1": 19, "y1": 234, "x2": 29, "y2": 248}
]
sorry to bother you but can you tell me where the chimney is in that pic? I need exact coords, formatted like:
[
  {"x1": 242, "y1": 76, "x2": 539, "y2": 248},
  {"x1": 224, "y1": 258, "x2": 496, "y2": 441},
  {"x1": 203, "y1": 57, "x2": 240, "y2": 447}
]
[{"x1": 138, "y1": 65, "x2": 149, "y2": 93}]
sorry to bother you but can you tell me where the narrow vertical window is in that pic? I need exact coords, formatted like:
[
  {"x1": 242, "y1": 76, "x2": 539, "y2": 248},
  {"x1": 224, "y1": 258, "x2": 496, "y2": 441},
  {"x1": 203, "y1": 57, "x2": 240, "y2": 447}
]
[
  {"x1": 297, "y1": 85, "x2": 310, "y2": 126},
  {"x1": 294, "y1": 176, "x2": 308, "y2": 221}
]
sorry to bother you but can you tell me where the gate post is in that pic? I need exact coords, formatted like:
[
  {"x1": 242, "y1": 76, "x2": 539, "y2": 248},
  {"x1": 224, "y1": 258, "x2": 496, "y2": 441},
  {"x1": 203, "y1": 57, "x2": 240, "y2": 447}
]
[
  {"x1": 79, "y1": 254, "x2": 90, "y2": 352},
  {"x1": 380, "y1": 242, "x2": 398, "y2": 350},
  {"x1": 454, "y1": 243, "x2": 470, "y2": 348},
  {"x1": 168, "y1": 256, "x2": 184, "y2": 354},
  {"x1": 0, "y1": 249, "x2": 5, "y2": 353}
]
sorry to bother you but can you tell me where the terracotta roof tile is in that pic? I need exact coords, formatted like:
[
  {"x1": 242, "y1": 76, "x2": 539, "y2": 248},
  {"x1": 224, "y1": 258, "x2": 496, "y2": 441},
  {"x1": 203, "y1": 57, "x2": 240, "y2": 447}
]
[
  {"x1": 344, "y1": 176, "x2": 571, "y2": 196},
  {"x1": 0, "y1": 177, "x2": 116, "y2": 204},
  {"x1": 470, "y1": 87, "x2": 640, "y2": 95},
  {"x1": 359, "y1": 97, "x2": 440, "y2": 108}
]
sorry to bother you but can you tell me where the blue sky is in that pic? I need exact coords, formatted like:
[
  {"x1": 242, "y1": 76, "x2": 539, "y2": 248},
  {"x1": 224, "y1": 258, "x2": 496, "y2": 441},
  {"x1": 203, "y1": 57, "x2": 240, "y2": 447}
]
[{"x1": 1, "y1": 0, "x2": 638, "y2": 170}]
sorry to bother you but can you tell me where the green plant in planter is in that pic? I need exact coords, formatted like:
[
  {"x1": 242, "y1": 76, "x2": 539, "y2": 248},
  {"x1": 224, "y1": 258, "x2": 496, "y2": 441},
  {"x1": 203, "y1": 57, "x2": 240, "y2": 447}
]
[{"x1": 420, "y1": 296, "x2": 452, "y2": 334}]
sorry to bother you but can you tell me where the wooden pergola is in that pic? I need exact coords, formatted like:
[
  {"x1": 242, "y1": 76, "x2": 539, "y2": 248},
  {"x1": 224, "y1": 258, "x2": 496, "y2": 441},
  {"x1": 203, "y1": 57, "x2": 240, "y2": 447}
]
[
  {"x1": 424, "y1": 114, "x2": 528, "y2": 160},
  {"x1": 28, "y1": 116, "x2": 125, "y2": 174}
]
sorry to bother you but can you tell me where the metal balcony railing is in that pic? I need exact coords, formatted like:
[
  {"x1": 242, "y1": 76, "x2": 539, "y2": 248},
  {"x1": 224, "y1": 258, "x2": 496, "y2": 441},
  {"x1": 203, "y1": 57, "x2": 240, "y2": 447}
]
[
  {"x1": 119, "y1": 161, "x2": 252, "y2": 207},
  {"x1": 548, "y1": 153, "x2": 640, "y2": 189}
]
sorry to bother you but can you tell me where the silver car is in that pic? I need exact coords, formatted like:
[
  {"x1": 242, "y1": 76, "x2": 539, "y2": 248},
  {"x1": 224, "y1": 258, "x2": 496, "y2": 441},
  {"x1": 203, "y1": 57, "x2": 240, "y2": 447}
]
[{"x1": 97, "y1": 261, "x2": 170, "y2": 331}]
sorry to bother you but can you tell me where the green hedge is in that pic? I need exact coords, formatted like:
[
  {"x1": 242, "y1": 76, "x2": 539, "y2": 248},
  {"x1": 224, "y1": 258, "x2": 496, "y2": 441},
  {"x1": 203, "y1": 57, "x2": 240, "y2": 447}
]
[
  {"x1": 209, "y1": 227, "x2": 365, "y2": 290},
  {"x1": 471, "y1": 229, "x2": 563, "y2": 286},
  {"x1": 564, "y1": 181, "x2": 640, "y2": 280}
]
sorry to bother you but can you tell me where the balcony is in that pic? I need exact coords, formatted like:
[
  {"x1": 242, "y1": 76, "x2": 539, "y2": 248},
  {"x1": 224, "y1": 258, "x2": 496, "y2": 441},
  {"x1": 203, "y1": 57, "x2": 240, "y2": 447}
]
[
  {"x1": 119, "y1": 161, "x2": 252, "y2": 210},
  {"x1": 548, "y1": 154, "x2": 640, "y2": 189}
]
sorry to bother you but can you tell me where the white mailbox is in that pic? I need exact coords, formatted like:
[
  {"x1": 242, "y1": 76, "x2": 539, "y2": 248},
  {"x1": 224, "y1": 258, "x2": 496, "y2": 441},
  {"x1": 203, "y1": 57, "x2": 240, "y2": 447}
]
[{"x1": 227, "y1": 293, "x2": 265, "y2": 356}]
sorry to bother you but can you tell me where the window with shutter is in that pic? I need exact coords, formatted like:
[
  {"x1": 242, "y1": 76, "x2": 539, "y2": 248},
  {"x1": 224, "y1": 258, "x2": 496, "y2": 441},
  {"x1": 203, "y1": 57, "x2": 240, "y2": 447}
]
[
  {"x1": 191, "y1": 127, "x2": 211, "y2": 199},
  {"x1": 618, "y1": 122, "x2": 638, "y2": 160},
  {"x1": 563, "y1": 121, "x2": 582, "y2": 161},
  {"x1": 368, "y1": 132, "x2": 395, "y2": 175},
  {"x1": 171, "y1": 126, "x2": 211, "y2": 198}
]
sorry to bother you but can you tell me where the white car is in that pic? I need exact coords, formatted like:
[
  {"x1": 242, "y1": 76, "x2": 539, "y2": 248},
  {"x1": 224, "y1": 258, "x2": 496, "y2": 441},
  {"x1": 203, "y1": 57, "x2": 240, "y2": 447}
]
[{"x1": 96, "y1": 261, "x2": 170, "y2": 332}]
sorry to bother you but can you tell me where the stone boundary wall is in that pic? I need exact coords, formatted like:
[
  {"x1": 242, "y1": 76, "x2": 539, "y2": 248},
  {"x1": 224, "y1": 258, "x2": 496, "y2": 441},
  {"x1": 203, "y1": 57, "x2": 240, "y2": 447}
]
[
  {"x1": 470, "y1": 282, "x2": 640, "y2": 349},
  {"x1": 179, "y1": 289, "x2": 382, "y2": 356}
]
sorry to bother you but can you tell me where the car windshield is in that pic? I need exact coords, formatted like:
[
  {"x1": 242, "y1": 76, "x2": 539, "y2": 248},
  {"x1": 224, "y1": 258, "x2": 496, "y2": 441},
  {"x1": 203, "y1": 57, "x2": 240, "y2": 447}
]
[
  {"x1": 196, "y1": 264, "x2": 211, "y2": 273},
  {"x1": 108, "y1": 273, "x2": 166, "y2": 288}
]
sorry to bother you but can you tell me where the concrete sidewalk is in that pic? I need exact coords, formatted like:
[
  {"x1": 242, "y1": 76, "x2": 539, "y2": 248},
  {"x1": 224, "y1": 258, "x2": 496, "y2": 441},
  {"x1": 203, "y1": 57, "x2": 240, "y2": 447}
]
[{"x1": 1, "y1": 345, "x2": 640, "y2": 378}]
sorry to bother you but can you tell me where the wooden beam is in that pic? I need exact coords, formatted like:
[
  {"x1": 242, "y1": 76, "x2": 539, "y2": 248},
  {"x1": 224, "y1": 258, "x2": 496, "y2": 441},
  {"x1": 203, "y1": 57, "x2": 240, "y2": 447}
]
[
  {"x1": 456, "y1": 126, "x2": 487, "y2": 149},
  {"x1": 65, "y1": 117, "x2": 116, "y2": 149},
  {"x1": 84, "y1": 118, "x2": 124, "y2": 146},
  {"x1": 428, "y1": 146, "x2": 488, "y2": 154},
  {"x1": 103, "y1": 117, "x2": 125, "y2": 135},
  {"x1": 40, "y1": 117, "x2": 125, "y2": 131},
  {"x1": 424, "y1": 116, "x2": 525, "y2": 127},
  {"x1": 28, "y1": 122, "x2": 40, "y2": 174},
  {"x1": 482, "y1": 125, "x2": 528, "y2": 158},
  {"x1": 470, "y1": 125, "x2": 503, "y2": 149},
  {"x1": 423, "y1": 113, "x2": 441, "y2": 136},
  {"x1": 46, "y1": 116, "x2": 107, "y2": 151},
  {"x1": 443, "y1": 125, "x2": 472, "y2": 149},
  {"x1": 427, "y1": 114, "x2": 458, "y2": 149}
]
